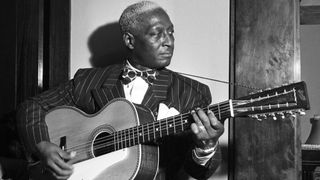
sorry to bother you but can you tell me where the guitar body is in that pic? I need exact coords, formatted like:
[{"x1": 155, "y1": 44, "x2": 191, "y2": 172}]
[{"x1": 45, "y1": 98, "x2": 158, "y2": 180}]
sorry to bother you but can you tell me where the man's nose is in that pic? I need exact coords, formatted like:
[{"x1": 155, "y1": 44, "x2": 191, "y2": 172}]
[{"x1": 163, "y1": 33, "x2": 174, "y2": 47}]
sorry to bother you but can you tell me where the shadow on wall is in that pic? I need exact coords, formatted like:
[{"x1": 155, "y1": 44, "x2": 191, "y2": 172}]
[{"x1": 88, "y1": 22, "x2": 128, "y2": 67}]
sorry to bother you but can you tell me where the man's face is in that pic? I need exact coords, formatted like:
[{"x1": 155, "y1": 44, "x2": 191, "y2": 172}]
[{"x1": 130, "y1": 8, "x2": 175, "y2": 70}]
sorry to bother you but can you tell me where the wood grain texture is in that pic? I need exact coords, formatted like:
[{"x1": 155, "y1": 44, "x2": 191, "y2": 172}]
[
  {"x1": 234, "y1": 0, "x2": 298, "y2": 96},
  {"x1": 230, "y1": 0, "x2": 301, "y2": 179},
  {"x1": 300, "y1": 5, "x2": 320, "y2": 25}
]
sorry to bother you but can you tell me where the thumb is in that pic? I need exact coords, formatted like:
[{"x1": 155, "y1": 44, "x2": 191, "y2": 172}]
[{"x1": 59, "y1": 150, "x2": 76, "y2": 160}]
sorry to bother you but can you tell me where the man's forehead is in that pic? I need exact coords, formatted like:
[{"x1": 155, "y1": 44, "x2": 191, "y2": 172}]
[{"x1": 138, "y1": 8, "x2": 172, "y2": 27}]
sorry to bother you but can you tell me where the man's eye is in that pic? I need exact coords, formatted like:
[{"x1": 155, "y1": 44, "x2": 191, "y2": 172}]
[{"x1": 150, "y1": 31, "x2": 161, "y2": 36}]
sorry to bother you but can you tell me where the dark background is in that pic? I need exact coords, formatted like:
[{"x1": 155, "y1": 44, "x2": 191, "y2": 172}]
[{"x1": 0, "y1": 0, "x2": 70, "y2": 158}]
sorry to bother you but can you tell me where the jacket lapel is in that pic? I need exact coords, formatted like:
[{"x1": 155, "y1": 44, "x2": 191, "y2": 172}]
[
  {"x1": 141, "y1": 69, "x2": 171, "y2": 115},
  {"x1": 91, "y1": 65, "x2": 125, "y2": 109}
]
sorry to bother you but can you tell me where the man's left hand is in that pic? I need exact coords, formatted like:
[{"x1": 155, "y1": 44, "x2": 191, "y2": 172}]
[{"x1": 190, "y1": 108, "x2": 224, "y2": 151}]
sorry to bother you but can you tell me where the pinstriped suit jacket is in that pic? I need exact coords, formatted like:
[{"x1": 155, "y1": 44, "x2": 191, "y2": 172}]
[{"x1": 17, "y1": 64, "x2": 221, "y2": 179}]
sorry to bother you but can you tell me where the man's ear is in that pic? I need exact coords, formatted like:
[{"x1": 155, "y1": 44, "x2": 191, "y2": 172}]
[{"x1": 123, "y1": 32, "x2": 135, "y2": 50}]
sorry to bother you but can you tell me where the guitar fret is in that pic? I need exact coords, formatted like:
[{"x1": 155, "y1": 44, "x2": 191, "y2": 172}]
[
  {"x1": 181, "y1": 114, "x2": 184, "y2": 131},
  {"x1": 173, "y1": 116, "x2": 176, "y2": 133},
  {"x1": 159, "y1": 121, "x2": 163, "y2": 138},
  {"x1": 126, "y1": 129, "x2": 129, "y2": 148},
  {"x1": 153, "y1": 122, "x2": 156, "y2": 140},
  {"x1": 217, "y1": 102, "x2": 221, "y2": 119},
  {"x1": 147, "y1": 123, "x2": 150, "y2": 141},
  {"x1": 124, "y1": 129, "x2": 127, "y2": 148},
  {"x1": 118, "y1": 131, "x2": 121, "y2": 150},
  {"x1": 167, "y1": 119, "x2": 172, "y2": 134},
  {"x1": 131, "y1": 127, "x2": 134, "y2": 146},
  {"x1": 131, "y1": 128, "x2": 134, "y2": 146},
  {"x1": 123, "y1": 129, "x2": 127, "y2": 148},
  {"x1": 113, "y1": 133, "x2": 116, "y2": 151},
  {"x1": 136, "y1": 126, "x2": 139, "y2": 144},
  {"x1": 120, "y1": 130, "x2": 123, "y2": 149},
  {"x1": 115, "y1": 132, "x2": 117, "y2": 150},
  {"x1": 142, "y1": 125, "x2": 145, "y2": 143},
  {"x1": 128, "y1": 128, "x2": 130, "y2": 147},
  {"x1": 155, "y1": 121, "x2": 159, "y2": 138},
  {"x1": 139, "y1": 126, "x2": 142, "y2": 143},
  {"x1": 166, "y1": 118, "x2": 169, "y2": 135}
]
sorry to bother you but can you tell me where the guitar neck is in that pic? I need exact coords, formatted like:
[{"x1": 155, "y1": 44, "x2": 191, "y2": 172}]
[{"x1": 112, "y1": 100, "x2": 233, "y2": 151}]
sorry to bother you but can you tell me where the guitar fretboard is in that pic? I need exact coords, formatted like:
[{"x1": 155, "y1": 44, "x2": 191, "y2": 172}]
[{"x1": 111, "y1": 100, "x2": 232, "y2": 151}]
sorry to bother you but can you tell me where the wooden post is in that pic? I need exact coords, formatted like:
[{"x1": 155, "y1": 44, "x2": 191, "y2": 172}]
[{"x1": 230, "y1": 0, "x2": 301, "y2": 179}]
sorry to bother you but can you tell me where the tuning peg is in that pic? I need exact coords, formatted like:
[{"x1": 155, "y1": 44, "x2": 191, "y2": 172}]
[
  {"x1": 298, "y1": 110, "x2": 306, "y2": 116},
  {"x1": 258, "y1": 114, "x2": 267, "y2": 120},
  {"x1": 286, "y1": 111, "x2": 293, "y2": 115},
  {"x1": 276, "y1": 112, "x2": 285, "y2": 119},
  {"x1": 250, "y1": 115, "x2": 262, "y2": 121},
  {"x1": 268, "y1": 113, "x2": 277, "y2": 120},
  {"x1": 250, "y1": 115, "x2": 258, "y2": 119},
  {"x1": 285, "y1": 111, "x2": 296, "y2": 118}
]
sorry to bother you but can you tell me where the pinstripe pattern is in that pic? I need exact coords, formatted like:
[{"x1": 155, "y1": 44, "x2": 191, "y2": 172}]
[{"x1": 16, "y1": 64, "x2": 220, "y2": 179}]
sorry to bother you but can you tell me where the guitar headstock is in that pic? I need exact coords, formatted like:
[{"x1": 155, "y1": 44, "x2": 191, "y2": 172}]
[{"x1": 233, "y1": 81, "x2": 310, "y2": 120}]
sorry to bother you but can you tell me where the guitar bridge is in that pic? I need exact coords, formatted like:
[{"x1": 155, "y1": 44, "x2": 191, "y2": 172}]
[{"x1": 59, "y1": 136, "x2": 67, "y2": 150}]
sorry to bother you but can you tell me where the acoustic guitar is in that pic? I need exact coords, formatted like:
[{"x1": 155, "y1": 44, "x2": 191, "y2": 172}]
[{"x1": 30, "y1": 81, "x2": 310, "y2": 180}]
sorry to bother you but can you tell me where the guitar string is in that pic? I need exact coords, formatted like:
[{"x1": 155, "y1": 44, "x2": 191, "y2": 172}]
[
  {"x1": 60, "y1": 103, "x2": 233, "y2": 154},
  {"x1": 65, "y1": 112, "x2": 233, "y2": 156},
  {"x1": 89, "y1": 102, "x2": 295, "y2": 153},
  {"x1": 66, "y1": 121, "x2": 189, "y2": 156},
  {"x1": 66, "y1": 90, "x2": 294, "y2": 154},
  {"x1": 61, "y1": 103, "x2": 232, "y2": 152},
  {"x1": 76, "y1": 112, "x2": 232, "y2": 156},
  {"x1": 57, "y1": 103, "x2": 233, "y2": 153},
  {"x1": 177, "y1": 72, "x2": 260, "y2": 90},
  {"x1": 57, "y1": 99, "x2": 258, "y2": 155}
]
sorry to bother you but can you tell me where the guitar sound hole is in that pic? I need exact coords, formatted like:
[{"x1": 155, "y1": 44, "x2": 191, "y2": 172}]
[{"x1": 93, "y1": 131, "x2": 113, "y2": 157}]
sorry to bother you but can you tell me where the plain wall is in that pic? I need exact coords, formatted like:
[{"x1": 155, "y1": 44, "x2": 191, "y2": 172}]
[
  {"x1": 300, "y1": 25, "x2": 320, "y2": 143},
  {"x1": 70, "y1": 0, "x2": 229, "y2": 179}
]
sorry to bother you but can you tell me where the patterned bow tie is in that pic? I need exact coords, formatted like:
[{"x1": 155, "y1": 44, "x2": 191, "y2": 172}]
[{"x1": 121, "y1": 66, "x2": 158, "y2": 85}]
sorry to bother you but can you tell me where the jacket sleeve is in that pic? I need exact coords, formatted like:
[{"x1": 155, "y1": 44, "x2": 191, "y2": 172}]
[
  {"x1": 16, "y1": 80, "x2": 77, "y2": 158},
  {"x1": 16, "y1": 69, "x2": 93, "y2": 159},
  {"x1": 163, "y1": 73, "x2": 221, "y2": 179},
  {"x1": 181, "y1": 83, "x2": 222, "y2": 179},
  {"x1": 184, "y1": 144, "x2": 222, "y2": 179}
]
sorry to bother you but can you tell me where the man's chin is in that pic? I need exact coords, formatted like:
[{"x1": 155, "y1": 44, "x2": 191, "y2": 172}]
[{"x1": 154, "y1": 59, "x2": 171, "y2": 69}]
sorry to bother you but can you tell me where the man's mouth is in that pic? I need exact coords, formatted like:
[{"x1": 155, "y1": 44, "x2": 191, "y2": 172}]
[{"x1": 160, "y1": 52, "x2": 173, "y2": 57}]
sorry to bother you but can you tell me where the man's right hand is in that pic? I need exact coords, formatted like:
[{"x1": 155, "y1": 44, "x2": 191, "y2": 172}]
[{"x1": 36, "y1": 141, "x2": 76, "y2": 180}]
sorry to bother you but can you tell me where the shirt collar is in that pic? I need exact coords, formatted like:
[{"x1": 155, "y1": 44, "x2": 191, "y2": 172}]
[{"x1": 125, "y1": 60, "x2": 152, "y2": 72}]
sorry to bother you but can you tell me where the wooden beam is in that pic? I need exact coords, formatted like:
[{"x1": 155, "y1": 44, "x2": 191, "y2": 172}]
[
  {"x1": 301, "y1": 0, "x2": 320, "y2": 6},
  {"x1": 231, "y1": 0, "x2": 301, "y2": 179},
  {"x1": 300, "y1": 5, "x2": 320, "y2": 25}
]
